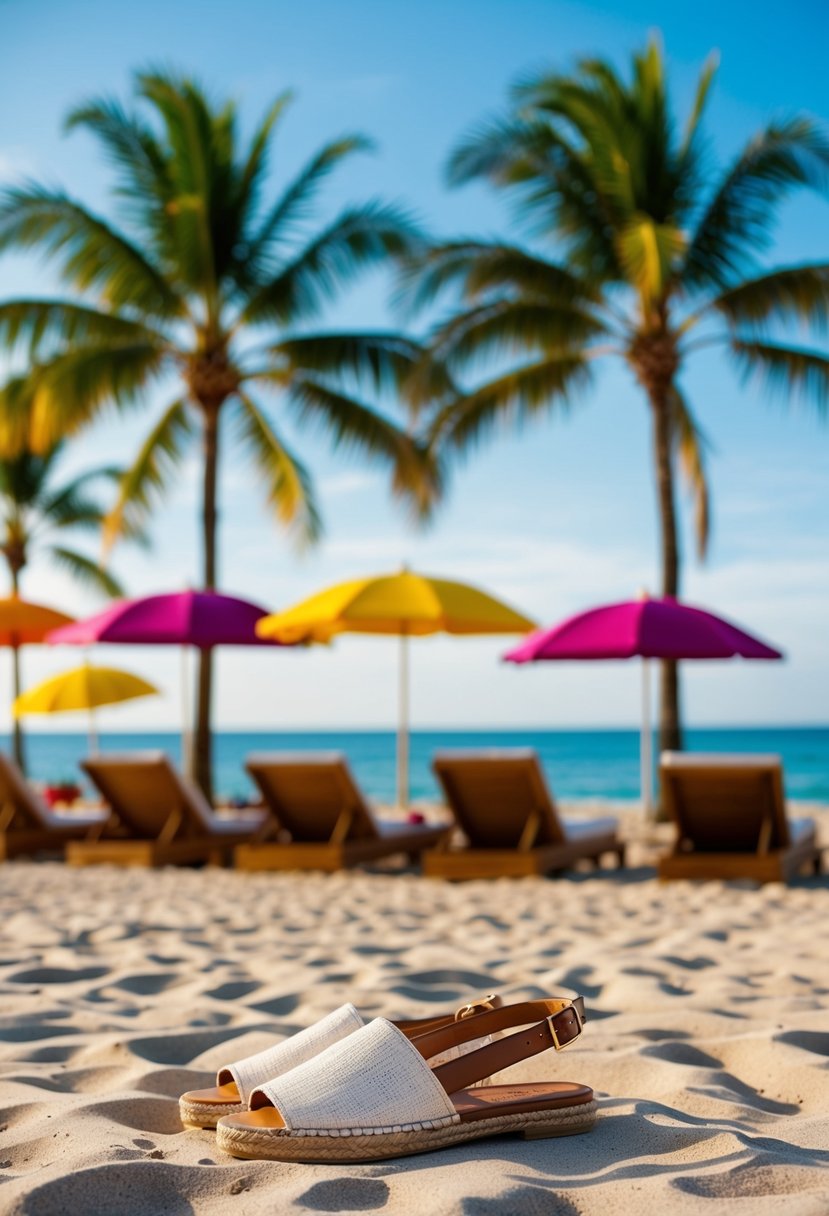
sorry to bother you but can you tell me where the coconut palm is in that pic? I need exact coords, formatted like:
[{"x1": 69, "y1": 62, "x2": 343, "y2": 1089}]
[
  {"x1": 403, "y1": 39, "x2": 829, "y2": 758},
  {"x1": 0, "y1": 70, "x2": 438, "y2": 798},
  {"x1": 0, "y1": 443, "x2": 130, "y2": 769}
]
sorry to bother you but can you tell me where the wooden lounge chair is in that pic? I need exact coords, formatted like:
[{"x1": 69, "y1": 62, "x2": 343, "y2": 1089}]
[
  {"x1": 237, "y1": 753, "x2": 450, "y2": 871},
  {"x1": 422, "y1": 749, "x2": 625, "y2": 879},
  {"x1": 0, "y1": 751, "x2": 109, "y2": 860},
  {"x1": 658, "y1": 752, "x2": 821, "y2": 883},
  {"x1": 68, "y1": 752, "x2": 267, "y2": 867}
]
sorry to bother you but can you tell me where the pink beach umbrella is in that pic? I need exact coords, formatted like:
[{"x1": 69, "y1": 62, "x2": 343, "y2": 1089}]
[
  {"x1": 505, "y1": 596, "x2": 783, "y2": 815},
  {"x1": 47, "y1": 590, "x2": 285, "y2": 774}
]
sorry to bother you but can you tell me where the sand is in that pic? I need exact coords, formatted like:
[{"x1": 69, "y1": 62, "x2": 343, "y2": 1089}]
[{"x1": 1, "y1": 809, "x2": 828, "y2": 1216}]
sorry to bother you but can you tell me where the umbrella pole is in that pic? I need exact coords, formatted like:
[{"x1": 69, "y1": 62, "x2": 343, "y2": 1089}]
[
  {"x1": 180, "y1": 645, "x2": 192, "y2": 774},
  {"x1": 641, "y1": 658, "x2": 653, "y2": 819},
  {"x1": 397, "y1": 631, "x2": 410, "y2": 808},
  {"x1": 10, "y1": 644, "x2": 25, "y2": 774},
  {"x1": 88, "y1": 705, "x2": 99, "y2": 756}
]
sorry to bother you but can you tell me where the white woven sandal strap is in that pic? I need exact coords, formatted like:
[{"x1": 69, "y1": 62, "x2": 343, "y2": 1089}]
[
  {"x1": 250, "y1": 1018, "x2": 460, "y2": 1134},
  {"x1": 218, "y1": 1003, "x2": 364, "y2": 1104}
]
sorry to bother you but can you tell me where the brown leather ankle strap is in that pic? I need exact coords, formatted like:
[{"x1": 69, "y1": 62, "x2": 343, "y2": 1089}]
[
  {"x1": 395, "y1": 993, "x2": 501, "y2": 1036},
  {"x1": 410, "y1": 997, "x2": 585, "y2": 1094}
]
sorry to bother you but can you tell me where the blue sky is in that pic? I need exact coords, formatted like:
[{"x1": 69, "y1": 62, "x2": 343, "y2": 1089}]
[{"x1": 0, "y1": 0, "x2": 827, "y2": 732}]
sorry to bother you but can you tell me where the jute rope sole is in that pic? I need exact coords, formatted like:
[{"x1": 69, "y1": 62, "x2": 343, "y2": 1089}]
[
  {"x1": 216, "y1": 1100, "x2": 598, "y2": 1163},
  {"x1": 180, "y1": 1097, "x2": 243, "y2": 1130}
]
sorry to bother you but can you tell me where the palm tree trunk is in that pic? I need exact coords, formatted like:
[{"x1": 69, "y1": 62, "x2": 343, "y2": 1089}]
[
  {"x1": 194, "y1": 410, "x2": 219, "y2": 801},
  {"x1": 649, "y1": 387, "x2": 683, "y2": 759},
  {"x1": 9, "y1": 567, "x2": 25, "y2": 773}
]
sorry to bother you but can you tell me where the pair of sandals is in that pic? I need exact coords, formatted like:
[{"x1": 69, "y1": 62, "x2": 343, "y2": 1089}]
[{"x1": 180, "y1": 993, "x2": 596, "y2": 1162}]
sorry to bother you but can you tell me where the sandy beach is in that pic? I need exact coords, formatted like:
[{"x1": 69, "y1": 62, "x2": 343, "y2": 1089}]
[{"x1": 0, "y1": 808, "x2": 828, "y2": 1215}]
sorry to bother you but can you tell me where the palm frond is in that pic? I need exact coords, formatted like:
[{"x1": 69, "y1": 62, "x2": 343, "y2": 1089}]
[
  {"x1": 616, "y1": 215, "x2": 686, "y2": 306},
  {"x1": 710, "y1": 263, "x2": 829, "y2": 333},
  {"x1": 729, "y1": 339, "x2": 829, "y2": 414},
  {"x1": 678, "y1": 51, "x2": 718, "y2": 163},
  {"x1": 42, "y1": 463, "x2": 134, "y2": 535},
  {"x1": 429, "y1": 352, "x2": 593, "y2": 451},
  {"x1": 64, "y1": 95, "x2": 173, "y2": 245},
  {"x1": 286, "y1": 376, "x2": 440, "y2": 518},
  {"x1": 242, "y1": 202, "x2": 423, "y2": 325},
  {"x1": 0, "y1": 375, "x2": 38, "y2": 458},
  {"x1": 27, "y1": 342, "x2": 168, "y2": 452},
  {"x1": 670, "y1": 387, "x2": 711, "y2": 559},
  {"x1": 398, "y1": 241, "x2": 595, "y2": 314},
  {"x1": 134, "y1": 69, "x2": 225, "y2": 301},
  {"x1": 430, "y1": 298, "x2": 607, "y2": 369},
  {"x1": 47, "y1": 545, "x2": 125, "y2": 598},
  {"x1": 234, "y1": 91, "x2": 295, "y2": 228},
  {"x1": 234, "y1": 394, "x2": 321, "y2": 547},
  {"x1": 273, "y1": 332, "x2": 440, "y2": 398},
  {"x1": 683, "y1": 118, "x2": 829, "y2": 291},
  {"x1": 0, "y1": 185, "x2": 182, "y2": 318},
  {"x1": 245, "y1": 134, "x2": 373, "y2": 268},
  {"x1": 103, "y1": 398, "x2": 193, "y2": 551},
  {"x1": 447, "y1": 114, "x2": 550, "y2": 188},
  {"x1": 0, "y1": 299, "x2": 167, "y2": 360},
  {"x1": 447, "y1": 115, "x2": 623, "y2": 278}
]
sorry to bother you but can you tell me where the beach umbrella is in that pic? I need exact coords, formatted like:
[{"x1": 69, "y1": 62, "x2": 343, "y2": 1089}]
[
  {"x1": 505, "y1": 594, "x2": 783, "y2": 817},
  {"x1": 257, "y1": 569, "x2": 535, "y2": 805},
  {"x1": 47, "y1": 590, "x2": 285, "y2": 777},
  {"x1": 0, "y1": 596, "x2": 74, "y2": 772},
  {"x1": 14, "y1": 664, "x2": 159, "y2": 753}
]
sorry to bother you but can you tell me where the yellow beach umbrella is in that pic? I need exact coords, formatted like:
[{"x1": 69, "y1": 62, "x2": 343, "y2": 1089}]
[
  {"x1": 257, "y1": 569, "x2": 535, "y2": 805},
  {"x1": 14, "y1": 664, "x2": 159, "y2": 754},
  {"x1": 0, "y1": 596, "x2": 74, "y2": 772}
]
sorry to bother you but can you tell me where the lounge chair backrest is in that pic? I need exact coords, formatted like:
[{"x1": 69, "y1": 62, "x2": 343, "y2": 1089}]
[
  {"x1": 245, "y1": 753, "x2": 377, "y2": 842},
  {"x1": 432, "y1": 750, "x2": 565, "y2": 848},
  {"x1": 660, "y1": 753, "x2": 790, "y2": 853},
  {"x1": 0, "y1": 751, "x2": 52, "y2": 830},
  {"x1": 82, "y1": 752, "x2": 215, "y2": 840}
]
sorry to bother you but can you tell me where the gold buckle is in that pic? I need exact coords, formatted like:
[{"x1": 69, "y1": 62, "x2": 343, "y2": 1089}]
[
  {"x1": 455, "y1": 993, "x2": 496, "y2": 1021},
  {"x1": 549, "y1": 1002, "x2": 583, "y2": 1051}
]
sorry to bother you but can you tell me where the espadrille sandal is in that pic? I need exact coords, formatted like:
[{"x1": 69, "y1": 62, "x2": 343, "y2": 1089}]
[
  {"x1": 180, "y1": 993, "x2": 501, "y2": 1129},
  {"x1": 215, "y1": 996, "x2": 594, "y2": 1162}
]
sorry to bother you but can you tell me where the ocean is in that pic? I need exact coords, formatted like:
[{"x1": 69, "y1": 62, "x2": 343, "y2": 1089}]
[{"x1": 6, "y1": 727, "x2": 828, "y2": 804}]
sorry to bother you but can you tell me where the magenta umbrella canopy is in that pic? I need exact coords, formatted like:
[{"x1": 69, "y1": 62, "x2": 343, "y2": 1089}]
[
  {"x1": 47, "y1": 590, "x2": 284, "y2": 649},
  {"x1": 505, "y1": 596, "x2": 783, "y2": 663}
]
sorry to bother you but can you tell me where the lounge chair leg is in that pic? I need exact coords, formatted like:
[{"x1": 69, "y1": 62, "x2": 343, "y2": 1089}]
[{"x1": 617, "y1": 845, "x2": 626, "y2": 868}]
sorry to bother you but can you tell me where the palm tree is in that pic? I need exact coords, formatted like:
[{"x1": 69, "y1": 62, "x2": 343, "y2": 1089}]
[
  {"x1": 0, "y1": 443, "x2": 129, "y2": 770},
  {"x1": 404, "y1": 39, "x2": 829, "y2": 759},
  {"x1": 0, "y1": 70, "x2": 438, "y2": 798}
]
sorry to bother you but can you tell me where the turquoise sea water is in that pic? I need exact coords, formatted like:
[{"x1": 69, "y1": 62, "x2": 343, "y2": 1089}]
[{"x1": 6, "y1": 727, "x2": 828, "y2": 803}]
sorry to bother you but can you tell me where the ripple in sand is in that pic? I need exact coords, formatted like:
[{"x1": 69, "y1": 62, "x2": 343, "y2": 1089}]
[
  {"x1": 298, "y1": 1177, "x2": 390, "y2": 1211},
  {"x1": 203, "y1": 981, "x2": 259, "y2": 1001},
  {"x1": 86, "y1": 1096, "x2": 183, "y2": 1135},
  {"x1": 135, "y1": 1068, "x2": 213, "y2": 1098},
  {"x1": 109, "y1": 973, "x2": 185, "y2": 996},
  {"x1": 776, "y1": 1030, "x2": 829, "y2": 1057},
  {"x1": 642, "y1": 1043, "x2": 723, "y2": 1069},
  {"x1": 126, "y1": 1028, "x2": 249, "y2": 1066},
  {"x1": 673, "y1": 1161, "x2": 829, "y2": 1198},
  {"x1": 7, "y1": 967, "x2": 109, "y2": 985},
  {"x1": 8, "y1": 1161, "x2": 219, "y2": 1216}
]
